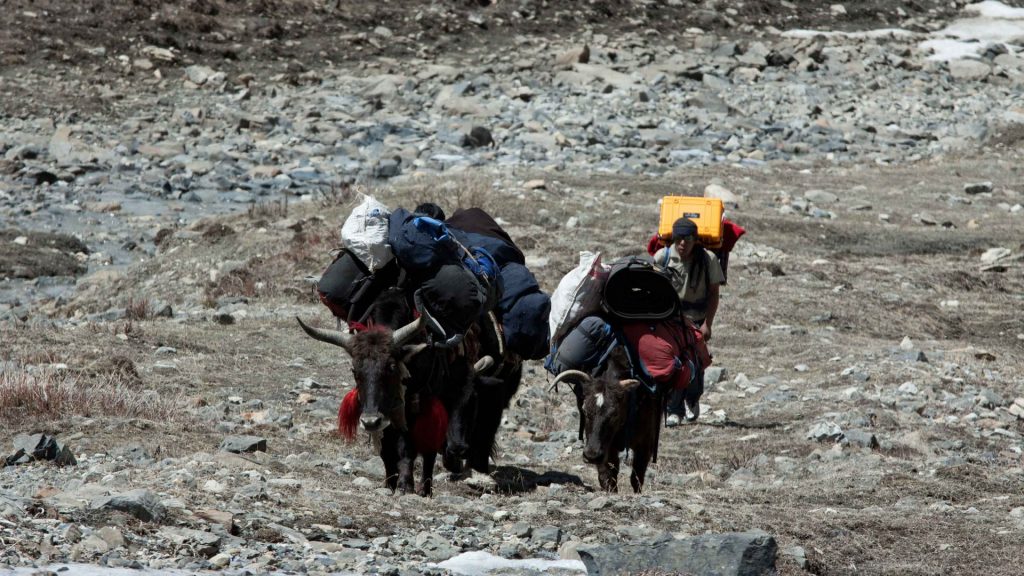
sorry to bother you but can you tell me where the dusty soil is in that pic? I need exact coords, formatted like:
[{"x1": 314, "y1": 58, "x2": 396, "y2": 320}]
[
  {"x1": 0, "y1": 0, "x2": 961, "y2": 118},
  {"x1": 3, "y1": 1, "x2": 1024, "y2": 575},
  {"x1": 5, "y1": 154, "x2": 1024, "y2": 574}
]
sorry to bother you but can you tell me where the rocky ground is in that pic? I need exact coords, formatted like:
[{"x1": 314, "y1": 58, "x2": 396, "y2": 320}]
[{"x1": 3, "y1": 1, "x2": 1024, "y2": 575}]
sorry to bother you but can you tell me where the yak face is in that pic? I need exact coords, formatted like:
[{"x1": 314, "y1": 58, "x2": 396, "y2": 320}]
[
  {"x1": 297, "y1": 314, "x2": 425, "y2": 435},
  {"x1": 581, "y1": 378, "x2": 641, "y2": 464},
  {"x1": 349, "y1": 329, "x2": 407, "y2": 432}
]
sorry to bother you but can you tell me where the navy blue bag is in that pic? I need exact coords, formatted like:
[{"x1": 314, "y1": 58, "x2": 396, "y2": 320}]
[
  {"x1": 388, "y1": 209, "x2": 461, "y2": 273},
  {"x1": 461, "y1": 231, "x2": 525, "y2": 267},
  {"x1": 503, "y1": 291, "x2": 551, "y2": 360},
  {"x1": 497, "y1": 262, "x2": 541, "y2": 313}
]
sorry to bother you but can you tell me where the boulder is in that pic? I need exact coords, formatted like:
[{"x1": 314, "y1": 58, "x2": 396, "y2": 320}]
[
  {"x1": 219, "y1": 435, "x2": 267, "y2": 453},
  {"x1": 92, "y1": 489, "x2": 166, "y2": 522},
  {"x1": 579, "y1": 530, "x2": 777, "y2": 576}
]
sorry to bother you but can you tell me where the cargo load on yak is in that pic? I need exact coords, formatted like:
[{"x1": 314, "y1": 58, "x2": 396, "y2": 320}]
[
  {"x1": 316, "y1": 195, "x2": 550, "y2": 359},
  {"x1": 546, "y1": 253, "x2": 708, "y2": 396}
]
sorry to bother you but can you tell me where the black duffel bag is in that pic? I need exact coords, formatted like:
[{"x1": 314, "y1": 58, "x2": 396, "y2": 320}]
[
  {"x1": 317, "y1": 249, "x2": 401, "y2": 323},
  {"x1": 601, "y1": 256, "x2": 678, "y2": 321}
]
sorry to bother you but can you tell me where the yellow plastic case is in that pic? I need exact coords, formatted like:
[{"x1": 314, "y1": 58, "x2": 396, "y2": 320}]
[{"x1": 658, "y1": 196, "x2": 724, "y2": 248}]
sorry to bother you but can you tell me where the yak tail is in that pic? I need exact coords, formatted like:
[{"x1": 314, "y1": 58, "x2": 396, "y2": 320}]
[
  {"x1": 338, "y1": 389, "x2": 361, "y2": 440},
  {"x1": 412, "y1": 397, "x2": 448, "y2": 455}
]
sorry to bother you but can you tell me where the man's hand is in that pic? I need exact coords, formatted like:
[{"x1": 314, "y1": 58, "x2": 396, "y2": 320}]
[{"x1": 700, "y1": 322, "x2": 712, "y2": 342}]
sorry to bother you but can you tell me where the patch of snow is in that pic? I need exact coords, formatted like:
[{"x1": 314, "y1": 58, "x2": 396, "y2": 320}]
[
  {"x1": 782, "y1": 1, "x2": 1024, "y2": 62},
  {"x1": 936, "y1": 18, "x2": 1024, "y2": 45},
  {"x1": 965, "y1": 0, "x2": 1024, "y2": 19},
  {"x1": 434, "y1": 551, "x2": 587, "y2": 575},
  {"x1": 918, "y1": 39, "x2": 987, "y2": 62},
  {"x1": 781, "y1": 28, "x2": 918, "y2": 40},
  {"x1": 927, "y1": 1, "x2": 1024, "y2": 60}
]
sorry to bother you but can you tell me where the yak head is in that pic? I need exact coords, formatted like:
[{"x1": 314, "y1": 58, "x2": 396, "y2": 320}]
[
  {"x1": 297, "y1": 316, "x2": 426, "y2": 434},
  {"x1": 443, "y1": 355, "x2": 495, "y2": 463},
  {"x1": 551, "y1": 369, "x2": 641, "y2": 465}
]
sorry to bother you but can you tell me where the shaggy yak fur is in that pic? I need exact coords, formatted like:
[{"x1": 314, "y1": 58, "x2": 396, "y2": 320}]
[
  {"x1": 553, "y1": 349, "x2": 665, "y2": 493},
  {"x1": 299, "y1": 288, "x2": 474, "y2": 496},
  {"x1": 443, "y1": 315, "x2": 524, "y2": 475}
]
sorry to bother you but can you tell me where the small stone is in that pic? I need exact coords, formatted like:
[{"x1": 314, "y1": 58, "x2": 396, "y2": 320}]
[
  {"x1": 219, "y1": 435, "x2": 267, "y2": 453},
  {"x1": 899, "y1": 336, "x2": 914, "y2": 351},
  {"x1": 843, "y1": 430, "x2": 879, "y2": 449},
  {"x1": 980, "y1": 248, "x2": 1011, "y2": 265},
  {"x1": 805, "y1": 190, "x2": 838, "y2": 204},
  {"x1": 524, "y1": 179, "x2": 547, "y2": 190},
  {"x1": 555, "y1": 45, "x2": 590, "y2": 67},
  {"x1": 704, "y1": 183, "x2": 740, "y2": 205},
  {"x1": 209, "y1": 552, "x2": 231, "y2": 568},
  {"x1": 806, "y1": 422, "x2": 844, "y2": 443},
  {"x1": 948, "y1": 59, "x2": 991, "y2": 81},
  {"x1": 898, "y1": 381, "x2": 919, "y2": 395},
  {"x1": 704, "y1": 366, "x2": 726, "y2": 385},
  {"x1": 185, "y1": 65, "x2": 216, "y2": 86},
  {"x1": 964, "y1": 182, "x2": 993, "y2": 195}
]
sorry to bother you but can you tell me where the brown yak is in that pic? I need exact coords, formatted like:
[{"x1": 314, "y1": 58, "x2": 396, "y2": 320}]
[{"x1": 551, "y1": 351, "x2": 664, "y2": 493}]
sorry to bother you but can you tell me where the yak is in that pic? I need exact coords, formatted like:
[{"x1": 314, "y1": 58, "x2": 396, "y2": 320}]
[
  {"x1": 442, "y1": 314, "x2": 523, "y2": 476},
  {"x1": 550, "y1": 349, "x2": 665, "y2": 493},
  {"x1": 298, "y1": 287, "x2": 488, "y2": 496}
]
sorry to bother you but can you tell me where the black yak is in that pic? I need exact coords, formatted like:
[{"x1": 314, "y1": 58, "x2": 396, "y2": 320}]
[{"x1": 298, "y1": 288, "x2": 485, "y2": 496}]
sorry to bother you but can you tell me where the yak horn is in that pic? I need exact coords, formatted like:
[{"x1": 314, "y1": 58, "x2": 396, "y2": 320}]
[
  {"x1": 391, "y1": 316, "x2": 424, "y2": 347},
  {"x1": 296, "y1": 317, "x2": 353, "y2": 351},
  {"x1": 549, "y1": 369, "x2": 592, "y2": 392},
  {"x1": 401, "y1": 343, "x2": 429, "y2": 362},
  {"x1": 619, "y1": 379, "x2": 641, "y2": 388},
  {"x1": 474, "y1": 355, "x2": 495, "y2": 373}
]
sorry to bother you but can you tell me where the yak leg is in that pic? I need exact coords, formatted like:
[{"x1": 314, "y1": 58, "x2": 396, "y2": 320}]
[
  {"x1": 380, "y1": 431, "x2": 400, "y2": 491},
  {"x1": 468, "y1": 395, "x2": 503, "y2": 473},
  {"x1": 395, "y1": 433, "x2": 416, "y2": 494},
  {"x1": 629, "y1": 448, "x2": 651, "y2": 493},
  {"x1": 630, "y1": 413, "x2": 661, "y2": 493},
  {"x1": 418, "y1": 451, "x2": 437, "y2": 497},
  {"x1": 598, "y1": 452, "x2": 620, "y2": 492}
]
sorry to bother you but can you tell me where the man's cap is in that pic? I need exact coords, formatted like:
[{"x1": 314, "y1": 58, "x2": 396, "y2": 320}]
[{"x1": 672, "y1": 217, "x2": 698, "y2": 240}]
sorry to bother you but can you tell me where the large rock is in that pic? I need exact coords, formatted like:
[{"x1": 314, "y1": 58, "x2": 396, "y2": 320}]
[
  {"x1": 92, "y1": 489, "x2": 167, "y2": 522},
  {"x1": 220, "y1": 435, "x2": 267, "y2": 453},
  {"x1": 948, "y1": 60, "x2": 991, "y2": 81},
  {"x1": 578, "y1": 530, "x2": 777, "y2": 576},
  {"x1": 0, "y1": 230, "x2": 88, "y2": 278},
  {"x1": 8, "y1": 434, "x2": 76, "y2": 466}
]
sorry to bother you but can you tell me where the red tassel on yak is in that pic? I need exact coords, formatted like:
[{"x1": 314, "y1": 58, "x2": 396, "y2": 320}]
[
  {"x1": 412, "y1": 397, "x2": 448, "y2": 454},
  {"x1": 338, "y1": 389, "x2": 361, "y2": 440}
]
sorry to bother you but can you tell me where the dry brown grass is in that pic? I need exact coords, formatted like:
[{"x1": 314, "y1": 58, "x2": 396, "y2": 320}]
[
  {"x1": 0, "y1": 365, "x2": 190, "y2": 425},
  {"x1": 125, "y1": 296, "x2": 152, "y2": 321}
]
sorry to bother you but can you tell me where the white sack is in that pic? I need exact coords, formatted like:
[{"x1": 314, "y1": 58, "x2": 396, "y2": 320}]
[
  {"x1": 548, "y1": 251, "x2": 606, "y2": 338},
  {"x1": 341, "y1": 195, "x2": 393, "y2": 271}
]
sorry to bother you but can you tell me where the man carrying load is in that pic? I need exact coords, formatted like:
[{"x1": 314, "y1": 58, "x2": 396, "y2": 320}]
[{"x1": 653, "y1": 217, "x2": 724, "y2": 426}]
